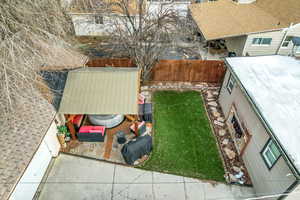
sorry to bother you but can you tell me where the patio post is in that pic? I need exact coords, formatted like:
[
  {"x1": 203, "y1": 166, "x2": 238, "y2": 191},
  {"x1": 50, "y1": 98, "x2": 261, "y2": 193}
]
[{"x1": 65, "y1": 114, "x2": 77, "y2": 140}]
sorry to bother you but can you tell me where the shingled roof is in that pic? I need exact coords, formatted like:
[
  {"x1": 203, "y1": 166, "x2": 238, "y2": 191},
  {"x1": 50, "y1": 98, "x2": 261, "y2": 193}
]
[
  {"x1": 189, "y1": 0, "x2": 300, "y2": 40},
  {"x1": 0, "y1": 91, "x2": 55, "y2": 200},
  {"x1": 68, "y1": 0, "x2": 143, "y2": 15}
]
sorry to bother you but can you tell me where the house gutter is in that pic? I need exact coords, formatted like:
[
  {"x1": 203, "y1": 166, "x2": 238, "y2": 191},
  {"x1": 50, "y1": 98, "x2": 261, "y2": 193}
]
[
  {"x1": 204, "y1": 28, "x2": 285, "y2": 41},
  {"x1": 224, "y1": 59, "x2": 300, "y2": 180}
]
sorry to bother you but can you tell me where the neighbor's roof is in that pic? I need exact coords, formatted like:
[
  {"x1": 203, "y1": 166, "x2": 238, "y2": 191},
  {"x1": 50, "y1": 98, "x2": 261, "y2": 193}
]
[
  {"x1": 0, "y1": 91, "x2": 55, "y2": 200},
  {"x1": 69, "y1": 0, "x2": 142, "y2": 15},
  {"x1": 59, "y1": 67, "x2": 140, "y2": 115},
  {"x1": 189, "y1": 0, "x2": 300, "y2": 40},
  {"x1": 226, "y1": 55, "x2": 300, "y2": 173}
]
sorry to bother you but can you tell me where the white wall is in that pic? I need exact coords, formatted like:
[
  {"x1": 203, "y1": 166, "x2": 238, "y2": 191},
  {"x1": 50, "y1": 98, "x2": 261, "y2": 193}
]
[
  {"x1": 278, "y1": 23, "x2": 300, "y2": 57},
  {"x1": 9, "y1": 120, "x2": 60, "y2": 200},
  {"x1": 242, "y1": 30, "x2": 285, "y2": 56},
  {"x1": 71, "y1": 14, "x2": 113, "y2": 36},
  {"x1": 71, "y1": 1, "x2": 190, "y2": 36},
  {"x1": 147, "y1": 1, "x2": 191, "y2": 17},
  {"x1": 43, "y1": 120, "x2": 61, "y2": 157}
]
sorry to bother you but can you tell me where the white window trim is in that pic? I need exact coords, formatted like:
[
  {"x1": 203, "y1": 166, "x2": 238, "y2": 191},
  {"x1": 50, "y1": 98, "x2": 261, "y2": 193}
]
[
  {"x1": 281, "y1": 36, "x2": 293, "y2": 48},
  {"x1": 295, "y1": 46, "x2": 300, "y2": 53},
  {"x1": 251, "y1": 38, "x2": 272, "y2": 46},
  {"x1": 261, "y1": 140, "x2": 281, "y2": 169},
  {"x1": 226, "y1": 74, "x2": 235, "y2": 94}
]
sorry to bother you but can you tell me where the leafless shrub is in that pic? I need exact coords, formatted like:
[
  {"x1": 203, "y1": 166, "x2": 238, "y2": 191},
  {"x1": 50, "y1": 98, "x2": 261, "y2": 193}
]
[
  {"x1": 0, "y1": 0, "x2": 87, "y2": 122},
  {"x1": 72, "y1": 0, "x2": 199, "y2": 80}
]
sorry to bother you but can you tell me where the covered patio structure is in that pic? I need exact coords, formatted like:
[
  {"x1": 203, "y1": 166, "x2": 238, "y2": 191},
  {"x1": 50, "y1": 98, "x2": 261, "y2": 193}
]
[{"x1": 58, "y1": 67, "x2": 143, "y2": 163}]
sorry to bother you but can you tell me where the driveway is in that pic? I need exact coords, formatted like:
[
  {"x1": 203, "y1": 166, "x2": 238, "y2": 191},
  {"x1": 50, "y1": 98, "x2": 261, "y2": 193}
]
[{"x1": 38, "y1": 154, "x2": 255, "y2": 200}]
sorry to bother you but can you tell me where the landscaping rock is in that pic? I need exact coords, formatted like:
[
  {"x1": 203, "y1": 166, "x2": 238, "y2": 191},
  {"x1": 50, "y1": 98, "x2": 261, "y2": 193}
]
[
  {"x1": 224, "y1": 148, "x2": 236, "y2": 159},
  {"x1": 141, "y1": 91, "x2": 150, "y2": 96},
  {"x1": 141, "y1": 86, "x2": 148, "y2": 90},
  {"x1": 212, "y1": 111, "x2": 221, "y2": 118},
  {"x1": 218, "y1": 129, "x2": 226, "y2": 136},
  {"x1": 206, "y1": 98, "x2": 215, "y2": 102},
  {"x1": 195, "y1": 84, "x2": 203, "y2": 88},
  {"x1": 209, "y1": 106, "x2": 217, "y2": 112},
  {"x1": 207, "y1": 91, "x2": 213, "y2": 98},
  {"x1": 217, "y1": 117, "x2": 225, "y2": 122},
  {"x1": 214, "y1": 120, "x2": 224, "y2": 127},
  {"x1": 158, "y1": 82, "x2": 163, "y2": 86},
  {"x1": 222, "y1": 139, "x2": 229, "y2": 145},
  {"x1": 233, "y1": 166, "x2": 241, "y2": 173},
  {"x1": 229, "y1": 173, "x2": 239, "y2": 182},
  {"x1": 213, "y1": 91, "x2": 219, "y2": 96},
  {"x1": 207, "y1": 101, "x2": 218, "y2": 107}
]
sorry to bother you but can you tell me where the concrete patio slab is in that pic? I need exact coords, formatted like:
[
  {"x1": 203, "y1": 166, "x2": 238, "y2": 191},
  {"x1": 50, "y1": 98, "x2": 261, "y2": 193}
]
[
  {"x1": 204, "y1": 183, "x2": 234, "y2": 200},
  {"x1": 113, "y1": 184, "x2": 153, "y2": 200},
  {"x1": 38, "y1": 154, "x2": 255, "y2": 200},
  {"x1": 185, "y1": 183, "x2": 206, "y2": 200},
  {"x1": 114, "y1": 165, "x2": 152, "y2": 184},
  {"x1": 153, "y1": 172, "x2": 184, "y2": 183},
  {"x1": 153, "y1": 183, "x2": 186, "y2": 200}
]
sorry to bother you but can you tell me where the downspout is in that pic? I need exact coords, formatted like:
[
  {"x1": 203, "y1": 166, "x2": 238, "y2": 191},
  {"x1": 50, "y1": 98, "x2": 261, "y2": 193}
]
[{"x1": 225, "y1": 59, "x2": 300, "y2": 180}]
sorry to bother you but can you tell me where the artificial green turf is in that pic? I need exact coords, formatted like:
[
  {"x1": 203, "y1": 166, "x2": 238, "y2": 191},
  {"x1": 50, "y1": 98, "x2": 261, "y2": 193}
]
[{"x1": 139, "y1": 91, "x2": 225, "y2": 182}]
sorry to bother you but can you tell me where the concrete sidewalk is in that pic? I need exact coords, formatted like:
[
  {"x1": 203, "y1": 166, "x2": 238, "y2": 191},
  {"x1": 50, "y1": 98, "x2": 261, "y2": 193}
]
[{"x1": 38, "y1": 154, "x2": 255, "y2": 200}]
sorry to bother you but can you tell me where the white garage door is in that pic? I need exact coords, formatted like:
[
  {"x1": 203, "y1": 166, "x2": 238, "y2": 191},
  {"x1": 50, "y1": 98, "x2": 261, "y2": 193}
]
[{"x1": 9, "y1": 141, "x2": 52, "y2": 200}]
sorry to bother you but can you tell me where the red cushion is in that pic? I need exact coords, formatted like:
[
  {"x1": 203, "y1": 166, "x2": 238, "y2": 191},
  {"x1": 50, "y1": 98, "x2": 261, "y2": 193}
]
[
  {"x1": 79, "y1": 126, "x2": 106, "y2": 136},
  {"x1": 72, "y1": 115, "x2": 84, "y2": 126}
]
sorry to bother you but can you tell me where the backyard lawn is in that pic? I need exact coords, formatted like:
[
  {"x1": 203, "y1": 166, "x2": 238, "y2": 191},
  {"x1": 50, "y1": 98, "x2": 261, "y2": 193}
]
[{"x1": 140, "y1": 91, "x2": 225, "y2": 182}]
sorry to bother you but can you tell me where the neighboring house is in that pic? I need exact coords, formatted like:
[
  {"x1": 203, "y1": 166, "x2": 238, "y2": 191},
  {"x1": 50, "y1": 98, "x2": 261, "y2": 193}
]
[
  {"x1": 66, "y1": 0, "x2": 192, "y2": 36},
  {"x1": 67, "y1": 0, "x2": 142, "y2": 36},
  {"x1": 147, "y1": 0, "x2": 191, "y2": 17},
  {"x1": 218, "y1": 55, "x2": 300, "y2": 199},
  {"x1": 0, "y1": 91, "x2": 61, "y2": 200},
  {"x1": 189, "y1": 0, "x2": 300, "y2": 56}
]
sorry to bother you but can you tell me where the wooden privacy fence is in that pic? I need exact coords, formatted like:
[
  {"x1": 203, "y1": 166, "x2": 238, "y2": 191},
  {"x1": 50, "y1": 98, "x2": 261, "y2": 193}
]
[
  {"x1": 87, "y1": 59, "x2": 226, "y2": 83},
  {"x1": 152, "y1": 60, "x2": 225, "y2": 83},
  {"x1": 87, "y1": 58, "x2": 135, "y2": 68}
]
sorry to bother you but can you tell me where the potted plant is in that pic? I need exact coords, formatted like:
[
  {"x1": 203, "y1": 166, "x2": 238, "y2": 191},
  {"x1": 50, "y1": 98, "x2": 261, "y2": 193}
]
[
  {"x1": 57, "y1": 125, "x2": 68, "y2": 147},
  {"x1": 65, "y1": 132, "x2": 71, "y2": 142}
]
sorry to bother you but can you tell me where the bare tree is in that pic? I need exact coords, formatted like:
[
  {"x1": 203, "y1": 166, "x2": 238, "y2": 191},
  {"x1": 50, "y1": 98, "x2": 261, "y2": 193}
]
[
  {"x1": 0, "y1": 0, "x2": 87, "y2": 122},
  {"x1": 71, "y1": 0, "x2": 199, "y2": 80}
]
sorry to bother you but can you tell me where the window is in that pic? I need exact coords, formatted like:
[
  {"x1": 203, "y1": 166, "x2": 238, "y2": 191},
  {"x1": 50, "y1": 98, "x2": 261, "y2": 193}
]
[
  {"x1": 282, "y1": 36, "x2": 293, "y2": 47},
  {"x1": 261, "y1": 139, "x2": 281, "y2": 169},
  {"x1": 95, "y1": 15, "x2": 103, "y2": 24},
  {"x1": 226, "y1": 74, "x2": 235, "y2": 94},
  {"x1": 231, "y1": 115, "x2": 243, "y2": 139},
  {"x1": 252, "y1": 38, "x2": 272, "y2": 45},
  {"x1": 295, "y1": 46, "x2": 300, "y2": 53}
]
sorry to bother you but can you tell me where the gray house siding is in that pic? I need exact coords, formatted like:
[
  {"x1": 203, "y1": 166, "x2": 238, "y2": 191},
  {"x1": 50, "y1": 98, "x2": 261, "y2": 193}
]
[
  {"x1": 219, "y1": 70, "x2": 296, "y2": 199},
  {"x1": 242, "y1": 30, "x2": 285, "y2": 56},
  {"x1": 286, "y1": 183, "x2": 300, "y2": 200},
  {"x1": 225, "y1": 36, "x2": 247, "y2": 56},
  {"x1": 278, "y1": 23, "x2": 300, "y2": 57}
]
